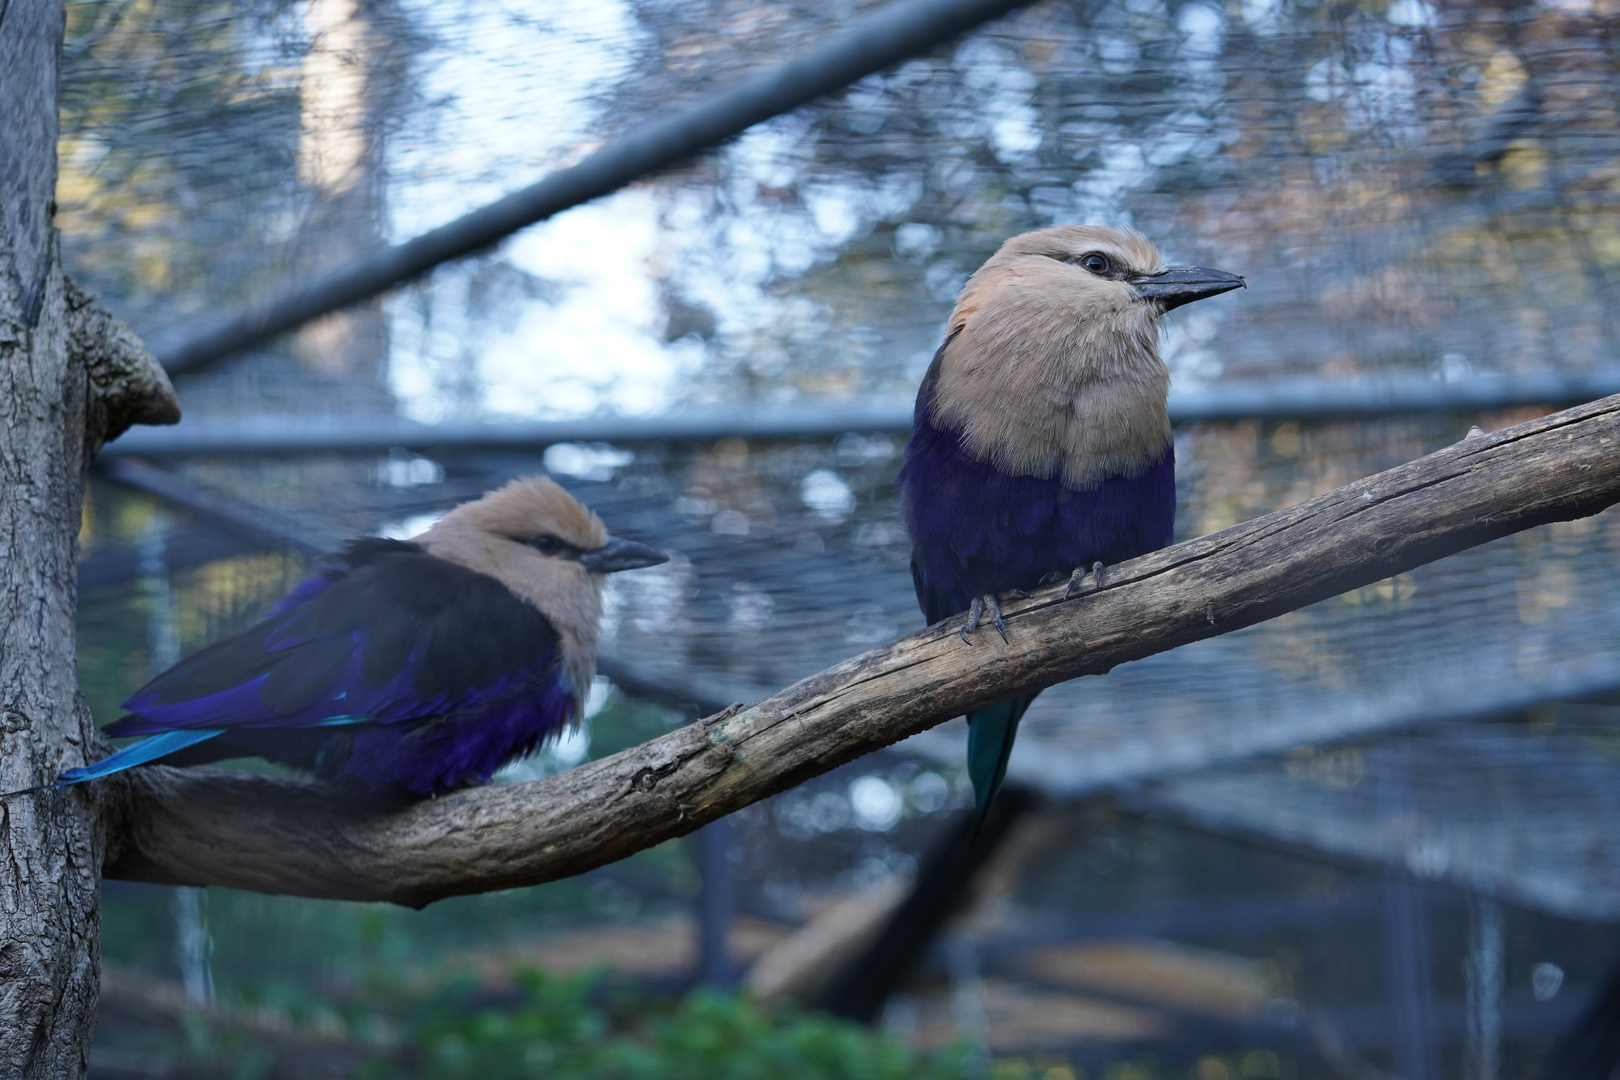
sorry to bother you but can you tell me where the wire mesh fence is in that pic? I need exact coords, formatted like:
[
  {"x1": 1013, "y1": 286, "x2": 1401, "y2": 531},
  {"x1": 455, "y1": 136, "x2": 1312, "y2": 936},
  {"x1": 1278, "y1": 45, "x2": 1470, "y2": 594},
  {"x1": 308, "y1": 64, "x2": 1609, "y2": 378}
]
[{"x1": 56, "y1": 0, "x2": 1620, "y2": 1072}]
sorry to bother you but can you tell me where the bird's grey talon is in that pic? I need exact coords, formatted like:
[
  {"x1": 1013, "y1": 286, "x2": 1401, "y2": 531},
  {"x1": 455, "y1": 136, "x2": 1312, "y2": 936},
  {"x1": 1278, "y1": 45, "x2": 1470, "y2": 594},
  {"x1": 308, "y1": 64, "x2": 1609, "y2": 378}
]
[
  {"x1": 984, "y1": 594, "x2": 1009, "y2": 643},
  {"x1": 961, "y1": 595, "x2": 1011, "y2": 643},
  {"x1": 962, "y1": 596, "x2": 985, "y2": 645},
  {"x1": 1062, "y1": 562, "x2": 1108, "y2": 600},
  {"x1": 1007, "y1": 589, "x2": 1030, "y2": 599}
]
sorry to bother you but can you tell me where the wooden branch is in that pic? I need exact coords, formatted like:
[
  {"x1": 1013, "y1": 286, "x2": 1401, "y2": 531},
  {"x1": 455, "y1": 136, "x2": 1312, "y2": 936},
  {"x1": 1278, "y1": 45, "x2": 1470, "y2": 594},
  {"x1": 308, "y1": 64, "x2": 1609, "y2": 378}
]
[{"x1": 102, "y1": 395, "x2": 1620, "y2": 906}]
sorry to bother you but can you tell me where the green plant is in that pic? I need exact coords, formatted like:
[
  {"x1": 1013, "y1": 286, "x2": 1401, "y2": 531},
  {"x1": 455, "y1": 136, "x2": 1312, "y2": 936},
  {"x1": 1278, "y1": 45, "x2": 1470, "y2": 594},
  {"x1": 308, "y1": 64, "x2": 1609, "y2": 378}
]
[{"x1": 369, "y1": 969, "x2": 973, "y2": 1080}]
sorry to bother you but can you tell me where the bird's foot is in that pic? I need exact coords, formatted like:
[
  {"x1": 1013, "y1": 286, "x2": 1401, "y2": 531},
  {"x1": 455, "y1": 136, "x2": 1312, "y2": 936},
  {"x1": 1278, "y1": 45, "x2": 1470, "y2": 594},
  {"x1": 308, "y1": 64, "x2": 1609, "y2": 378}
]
[
  {"x1": 960, "y1": 593, "x2": 1009, "y2": 645},
  {"x1": 1063, "y1": 561, "x2": 1107, "y2": 600}
]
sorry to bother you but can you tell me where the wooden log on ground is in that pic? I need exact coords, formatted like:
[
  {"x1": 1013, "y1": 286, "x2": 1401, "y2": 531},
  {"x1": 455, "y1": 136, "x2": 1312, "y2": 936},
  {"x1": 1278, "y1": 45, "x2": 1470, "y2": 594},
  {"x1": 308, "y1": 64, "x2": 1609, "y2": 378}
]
[{"x1": 101, "y1": 394, "x2": 1620, "y2": 906}]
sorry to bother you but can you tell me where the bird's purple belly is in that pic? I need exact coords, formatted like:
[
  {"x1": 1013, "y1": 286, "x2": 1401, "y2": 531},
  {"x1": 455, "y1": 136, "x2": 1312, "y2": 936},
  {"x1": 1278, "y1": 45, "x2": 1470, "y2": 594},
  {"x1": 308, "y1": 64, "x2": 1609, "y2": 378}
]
[
  {"x1": 900, "y1": 416, "x2": 1176, "y2": 620},
  {"x1": 327, "y1": 673, "x2": 579, "y2": 795},
  {"x1": 204, "y1": 664, "x2": 580, "y2": 797}
]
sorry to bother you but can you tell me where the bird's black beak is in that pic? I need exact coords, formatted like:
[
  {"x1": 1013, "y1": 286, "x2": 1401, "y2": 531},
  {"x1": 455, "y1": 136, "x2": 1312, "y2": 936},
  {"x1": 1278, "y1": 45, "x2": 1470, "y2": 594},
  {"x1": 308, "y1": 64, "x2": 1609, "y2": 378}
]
[
  {"x1": 579, "y1": 536, "x2": 669, "y2": 574},
  {"x1": 1130, "y1": 265, "x2": 1246, "y2": 311}
]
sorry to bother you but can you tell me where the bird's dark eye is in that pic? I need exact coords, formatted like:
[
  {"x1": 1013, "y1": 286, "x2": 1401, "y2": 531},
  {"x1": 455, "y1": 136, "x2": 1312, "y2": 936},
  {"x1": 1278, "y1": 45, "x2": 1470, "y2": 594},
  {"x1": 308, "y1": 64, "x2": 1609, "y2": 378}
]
[
  {"x1": 527, "y1": 535, "x2": 564, "y2": 554},
  {"x1": 1079, "y1": 252, "x2": 1111, "y2": 275}
]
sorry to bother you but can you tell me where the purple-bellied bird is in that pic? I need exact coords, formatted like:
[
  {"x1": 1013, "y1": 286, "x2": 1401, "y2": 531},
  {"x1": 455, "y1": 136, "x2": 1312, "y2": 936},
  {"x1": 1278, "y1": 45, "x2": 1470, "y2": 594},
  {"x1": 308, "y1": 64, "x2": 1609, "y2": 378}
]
[
  {"x1": 48, "y1": 477, "x2": 665, "y2": 799},
  {"x1": 897, "y1": 225, "x2": 1244, "y2": 826}
]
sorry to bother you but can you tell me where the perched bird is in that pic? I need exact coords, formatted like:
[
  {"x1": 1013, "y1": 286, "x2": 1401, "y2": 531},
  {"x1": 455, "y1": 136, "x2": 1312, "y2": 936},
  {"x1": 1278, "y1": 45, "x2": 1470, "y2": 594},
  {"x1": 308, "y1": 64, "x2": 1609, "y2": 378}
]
[
  {"x1": 46, "y1": 477, "x2": 666, "y2": 799},
  {"x1": 897, "y1": 225, "x2": 1244, "y2": 826}
]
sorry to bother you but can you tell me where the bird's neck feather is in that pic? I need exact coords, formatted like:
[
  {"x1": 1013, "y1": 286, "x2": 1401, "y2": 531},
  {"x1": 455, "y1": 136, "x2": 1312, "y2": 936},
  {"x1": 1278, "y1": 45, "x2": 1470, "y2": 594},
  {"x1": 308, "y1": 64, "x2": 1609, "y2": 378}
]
[
  {"x1": 929, "y1": 288, "x2": 1170, "y2": 488},
  {"x1": 419, "y1": 525, "x2": 601, "y2": 697}
]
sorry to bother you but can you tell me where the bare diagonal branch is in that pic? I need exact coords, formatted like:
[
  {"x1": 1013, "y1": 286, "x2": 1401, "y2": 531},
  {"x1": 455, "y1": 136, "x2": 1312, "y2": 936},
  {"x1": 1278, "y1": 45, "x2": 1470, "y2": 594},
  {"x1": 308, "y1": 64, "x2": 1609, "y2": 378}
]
[{"x1": 102, "y1": 394, "x2": 1620, "y2": 907}]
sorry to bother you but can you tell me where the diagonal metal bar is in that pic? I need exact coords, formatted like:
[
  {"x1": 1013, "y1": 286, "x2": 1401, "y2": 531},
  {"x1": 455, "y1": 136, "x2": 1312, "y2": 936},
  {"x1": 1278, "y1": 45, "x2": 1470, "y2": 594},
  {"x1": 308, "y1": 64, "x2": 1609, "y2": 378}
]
[
  {"x1": 153, "y1": 0, "x2": 1037, "y2": 376},
  {"x1": 100, "y1": 458, "x2": 330, "y2": 557}
]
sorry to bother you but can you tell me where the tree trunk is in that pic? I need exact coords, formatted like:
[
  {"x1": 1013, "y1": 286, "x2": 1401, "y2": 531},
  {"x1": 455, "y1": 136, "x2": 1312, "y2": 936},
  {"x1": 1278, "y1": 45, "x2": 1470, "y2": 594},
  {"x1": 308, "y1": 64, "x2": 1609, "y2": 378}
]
[
  {"x1": 0, "y1": 3, "x2": 101, "y2": 1074},
  {"x1": 1, "y1": 2, "x2": 179, "y2": 1073}
]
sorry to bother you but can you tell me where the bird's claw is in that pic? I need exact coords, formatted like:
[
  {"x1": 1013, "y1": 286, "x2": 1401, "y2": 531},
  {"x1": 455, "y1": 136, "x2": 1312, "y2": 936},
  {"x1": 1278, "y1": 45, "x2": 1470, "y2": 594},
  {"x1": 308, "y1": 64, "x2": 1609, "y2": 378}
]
[
  {"x1": 960, "y1": 598, "x2": 981, "y2": 644},
  {"x1": 1062, "y1": 561, "x2": 1107, "y2": 600},
  {"x1": 960, "y1": 594, "x2": 1009, "y2": 645}
]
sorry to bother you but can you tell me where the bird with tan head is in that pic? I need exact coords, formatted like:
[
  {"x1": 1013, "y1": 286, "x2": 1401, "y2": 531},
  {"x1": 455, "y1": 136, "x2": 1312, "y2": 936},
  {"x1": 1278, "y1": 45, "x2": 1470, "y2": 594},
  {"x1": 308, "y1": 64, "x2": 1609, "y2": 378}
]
[
  {"x1": 898, "y1": 225, "x2": 1245, "y2": 828},
  {"x1": 30, "y1": 477, "x2": 667, "y2": 799}
]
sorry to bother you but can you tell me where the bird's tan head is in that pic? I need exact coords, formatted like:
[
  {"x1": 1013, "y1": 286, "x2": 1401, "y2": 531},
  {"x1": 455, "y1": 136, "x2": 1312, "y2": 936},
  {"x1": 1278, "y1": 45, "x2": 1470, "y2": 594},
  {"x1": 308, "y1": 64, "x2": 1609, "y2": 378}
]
[
  {"x1": 417, "y1": 476, "x2": 667, "y2": 695},
  {"x1": 436, "y1": 476, "x2": 608, "y2": 552},
  {"x1": 930, "y1": 225, "x2": 1243, "y2": 489},
  {"x1": 949, "y1": 224, "x2": 1244, "y2": 339}
]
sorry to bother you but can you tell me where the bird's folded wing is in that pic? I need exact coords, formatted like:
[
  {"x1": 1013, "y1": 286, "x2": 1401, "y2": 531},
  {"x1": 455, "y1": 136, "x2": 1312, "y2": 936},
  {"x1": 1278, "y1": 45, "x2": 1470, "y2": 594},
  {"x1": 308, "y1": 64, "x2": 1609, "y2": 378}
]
[{"x1": 108, "y1": 540, "x2": 561, "y2": 736}]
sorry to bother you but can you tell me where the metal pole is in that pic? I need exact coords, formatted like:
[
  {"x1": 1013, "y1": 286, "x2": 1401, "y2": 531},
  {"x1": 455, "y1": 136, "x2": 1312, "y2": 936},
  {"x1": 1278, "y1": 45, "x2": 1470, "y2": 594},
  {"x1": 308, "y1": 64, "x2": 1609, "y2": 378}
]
[
  {"x1": 1465, "y1": 893, "x2": 1504, "y2": 1080},
  {"x1": 1383, "y1": 873, "x2": 1437, "y2": 1079},
  {"x1": 945, "y1": 931, "x2": 990, "y2": 1073},
  {"x1": 1379, "y1": 735, "x2": 1437, "y2": 1079},
  {"x1": 139, "y1": 515, "x2": 215, "y2": 1006},
  {"x1": 695, "y1": 815, "x2": 737, "y2": 988},
  {"x1": 102, "y1": 367, "x2": 1620, "y2": 459}
]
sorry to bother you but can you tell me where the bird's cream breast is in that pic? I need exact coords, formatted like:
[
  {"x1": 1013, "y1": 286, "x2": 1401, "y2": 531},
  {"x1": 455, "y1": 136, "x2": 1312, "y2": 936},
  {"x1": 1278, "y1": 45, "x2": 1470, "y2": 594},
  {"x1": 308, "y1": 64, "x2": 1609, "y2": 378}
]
[{"x1": 931, "y1": 287, "x2": 1171, "y2": 489}]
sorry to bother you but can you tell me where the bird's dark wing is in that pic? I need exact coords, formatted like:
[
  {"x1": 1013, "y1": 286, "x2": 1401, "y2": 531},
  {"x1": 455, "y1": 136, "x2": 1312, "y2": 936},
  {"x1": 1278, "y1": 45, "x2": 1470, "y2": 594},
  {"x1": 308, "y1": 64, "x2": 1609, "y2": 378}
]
[
  {"x1": 107, "y1": 539, "x2": 562, "y2": 737},
  {"x1": 911, "y1": 558, "x2": 961, "y2": 626}
]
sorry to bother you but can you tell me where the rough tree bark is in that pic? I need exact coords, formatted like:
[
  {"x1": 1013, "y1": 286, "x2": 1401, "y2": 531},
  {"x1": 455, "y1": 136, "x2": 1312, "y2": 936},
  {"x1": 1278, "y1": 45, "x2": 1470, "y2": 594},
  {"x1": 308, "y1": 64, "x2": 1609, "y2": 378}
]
[
  {"x1": 0, "y1": 2, "x2": 180, "y2": 1075},
  {"x1": 102, "y1": 394, "x2": 1620, "y2": 907}
]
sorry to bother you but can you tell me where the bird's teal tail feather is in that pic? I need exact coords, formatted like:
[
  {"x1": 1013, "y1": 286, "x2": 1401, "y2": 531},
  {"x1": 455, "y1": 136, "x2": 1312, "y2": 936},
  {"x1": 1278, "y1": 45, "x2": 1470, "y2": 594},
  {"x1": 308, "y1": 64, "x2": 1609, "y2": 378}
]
[
  {"x1": 966, "y1": 694, "x2": 1035, "y2": 837},
  {"x1": 58, "y1": 730, "x2": 226, "y2": 788},
  {"x1": 1, "y1": 729, "x2": 226, "y2": 799}
]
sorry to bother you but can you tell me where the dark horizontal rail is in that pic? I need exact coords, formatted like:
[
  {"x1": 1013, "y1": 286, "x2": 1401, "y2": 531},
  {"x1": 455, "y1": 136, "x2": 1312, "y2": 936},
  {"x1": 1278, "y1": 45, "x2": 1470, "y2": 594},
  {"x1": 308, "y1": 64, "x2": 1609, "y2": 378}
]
[
  {"x1": 103, "y1": 403, "x2": 917, "y2": 457},
  {"x1": 103, "y1": 367, "x2": 1620, "y2": 457},
  {"x1": 1169, "y1": 366, "x2": 1620, "y2": 421}
]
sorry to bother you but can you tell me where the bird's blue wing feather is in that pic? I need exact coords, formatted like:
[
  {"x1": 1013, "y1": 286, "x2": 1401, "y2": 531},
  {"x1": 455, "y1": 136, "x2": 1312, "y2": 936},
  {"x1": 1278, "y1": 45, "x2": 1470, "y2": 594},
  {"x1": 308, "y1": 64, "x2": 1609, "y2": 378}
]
[
  {"x1": 109, "y1": 539, "x2": 563, "y2": 737},
  {"x1": 57, "y1": 729, "x2": 225, "y2": 786}
]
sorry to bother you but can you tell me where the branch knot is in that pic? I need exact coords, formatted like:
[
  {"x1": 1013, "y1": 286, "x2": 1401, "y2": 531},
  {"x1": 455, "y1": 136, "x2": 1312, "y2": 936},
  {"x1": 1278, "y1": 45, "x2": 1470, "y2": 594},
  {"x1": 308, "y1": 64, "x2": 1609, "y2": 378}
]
[{"x1": 67, "y1": 275, "x2": 180, "y2": 455}]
